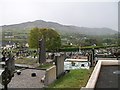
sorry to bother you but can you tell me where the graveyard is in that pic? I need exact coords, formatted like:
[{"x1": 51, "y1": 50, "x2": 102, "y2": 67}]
[
  {"x1": 0, "y1": 28, "x2": 119, "y2": 89},
  {"x1": 0, "y1": 0, "x2": 119, "y2": 89},
  {"x1": 0, "y1": 41, "x2": 119, "y2": 89}
]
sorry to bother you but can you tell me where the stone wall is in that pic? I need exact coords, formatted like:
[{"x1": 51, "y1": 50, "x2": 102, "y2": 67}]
[{"x1": 44, "y1": 65, "x2": 56, "y2": 86}]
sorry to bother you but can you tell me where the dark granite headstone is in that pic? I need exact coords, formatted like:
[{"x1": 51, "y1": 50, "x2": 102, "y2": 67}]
[
  {"x1": 89, "y1": 53, "x2": 94, "y2": 67},
  {"x1": 89, "y1": 49, "x2": 95, "y2": 67},
  {"x1": 1, "y1": 52, "x2": 15, "y2": 90},
  {"x1": 6, "y1": 53, "x2": 15, "y2": 76},
  {"x1": 39, "y1": 38, "x2": 46, "y2": 64}
]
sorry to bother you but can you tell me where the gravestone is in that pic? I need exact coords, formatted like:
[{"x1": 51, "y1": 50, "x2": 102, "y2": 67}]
[
  {"x1": 92, "y1": 49, "x2": 95, "y2": 61},
  {"x1": 55, "y1": 53, "x2": 65, "y2": 79},
  {"x1": 1, "y1": 52, "x2": 15, "y2": 90},
  {"x1": 39, "y1": 38, "x2": 46, "y2": 64},
  {"x1": 88, "y1": 51, "x2": 94, "y2": 67},
  {"x1": 1, "y1": 66, "x2": 11, "y2": 90},
  {"x1": 87, "y1": 53, "x2": 90, "y2": 66},
  {"x1": 6, "y1": 53, "x2": 15, "y2": 76}
]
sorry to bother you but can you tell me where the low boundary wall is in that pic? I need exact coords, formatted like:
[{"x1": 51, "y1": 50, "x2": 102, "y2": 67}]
[{"x1": 44, "y1": 65, "x2": 56, "y2": 86}]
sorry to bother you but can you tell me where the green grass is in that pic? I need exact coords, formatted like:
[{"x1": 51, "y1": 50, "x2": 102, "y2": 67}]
[
  {"x1": 37, "y1": 63, "x2": 54, "y2": 69},
  {"x1": 48, "y1": 68, "x2": 93, "y2": 88},
  {"x1": 15, "y1": 57, "x2": 53, "y2": 69},
  {"x1": 80, "y1": 45, "x2": 118, "y2": 50},
  {"x1": 15, "y1": 57, "x2": 38, "y2": 67}
]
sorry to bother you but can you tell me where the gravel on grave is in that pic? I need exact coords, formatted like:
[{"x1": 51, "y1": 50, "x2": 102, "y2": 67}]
[
  {"x1": 95, "y1": 65, "x2": 120, "y2": 88},
  {"x1": 8, "y1": 69, "x2": 45, "y2": 88}
]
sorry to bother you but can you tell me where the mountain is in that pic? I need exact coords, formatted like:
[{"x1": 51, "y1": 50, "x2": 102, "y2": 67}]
[{"x1": 1, "y1": 20, "x2": 117, "y2": 36}]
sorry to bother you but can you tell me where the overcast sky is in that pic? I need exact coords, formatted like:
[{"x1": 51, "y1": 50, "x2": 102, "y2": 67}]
[{"x1": 0, "y1": 0, "x2": 119, "y2": 31}]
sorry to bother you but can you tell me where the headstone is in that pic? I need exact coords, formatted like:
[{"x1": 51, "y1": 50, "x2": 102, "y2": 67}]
[
  {"x1": 1, "y1": 66, "x2": 11, "y2": 89},
  {"x1": 89, "y1": 53, "x2": 94, "y2": 67},
  {"x1": 6, "y1": 53, "x2": 15, "y2": 76},
  {"x1": 87, "y1": 53, "x2": 90, "y2": 66},
  {"x1": 87, "y1": 49, "x2": 95, "y2": 67},
  {"x1": 39, "y1": 38, "x2": 46, "y2": 64},
  {"x1": 1, "y1": 52, "x2": 15, "y2": 89},
  {"x1": 92, "y1": 49, "x2": 95, "y2": 61},
  {"x1": 55, "y1": 54, "x2": 65, "y2": 79}
]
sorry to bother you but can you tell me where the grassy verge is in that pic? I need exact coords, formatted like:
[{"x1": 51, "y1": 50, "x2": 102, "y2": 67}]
[
  {"x1": 80, "y1": 45, "x2": 118, "y2": 50},
  {"x1": 37, "y1": 63, "x2": 54, "y2": 69},
  {"x1": 15, "y1": 57, "x2": 53, "y2": 69},
  {"x1": 48, "y1": 68, "x2": 93, "y2": 88},
  {"x1": 15, "y1": 57, "x2": 38, "y2": 67}
]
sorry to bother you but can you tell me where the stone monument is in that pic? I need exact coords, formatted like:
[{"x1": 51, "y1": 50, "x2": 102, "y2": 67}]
[
  {"x1": 1, "y1": 52, "x2": 15, "y2": 90},
  {"x1": 55, "y1": 53, "x2": 65, "y2": 79},
  {"x1": 38, "y1": 38, "x2": 46, "y2": 64}
]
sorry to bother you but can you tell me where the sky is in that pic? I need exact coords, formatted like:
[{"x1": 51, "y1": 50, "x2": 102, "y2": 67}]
[{"x1": 0, "y1": 0, "x2": 119, "y2": 31}]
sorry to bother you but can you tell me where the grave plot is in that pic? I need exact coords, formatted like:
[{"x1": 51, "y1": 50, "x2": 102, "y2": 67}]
[
  {"x1": 95, "y1": 65, "x2": 119, "y2": 88},
  {"x1": 82, "y1": 60, "x2": 120, "y2": 89},
  {"x1": 8, "y1": 69, "x2": 45, "y2": 88}
]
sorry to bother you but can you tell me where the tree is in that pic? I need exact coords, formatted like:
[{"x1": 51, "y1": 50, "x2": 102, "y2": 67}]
[
  {"x1": 29, "y1": 27, "x2": 42, "y2": 48},
  {"x1": 29, "y1": 28, "x2": 61, "y2": 51},
  {"x1": 84, "y1": 38, "x2": 98, "y2": 46},
  {"x1": 103, "y1": 38, "x2": 113, "y2": 45}
]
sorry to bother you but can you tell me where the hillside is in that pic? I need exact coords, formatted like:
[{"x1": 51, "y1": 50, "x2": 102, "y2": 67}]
[{"x1": 1, "y1": 20, "x2": 117, "y2": 36}]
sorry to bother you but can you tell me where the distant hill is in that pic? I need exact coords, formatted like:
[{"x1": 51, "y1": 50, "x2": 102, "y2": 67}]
[{"x1": 1, "y1": 20, "x2": 117, "y2": 36}]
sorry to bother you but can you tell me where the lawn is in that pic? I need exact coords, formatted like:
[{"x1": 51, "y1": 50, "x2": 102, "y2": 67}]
[
  {"x1": 48, "y1": 68, "x2": 93, "y2": 88},
  {"x1": 15, "y1": 57, "x2": 38, "y2": 67},
  {"x1": 15, "y1": 57, "x2": 53, "y2": 69},
  {"x1": 37, "y1": 63, "x2": 53, "y2": 69}
]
